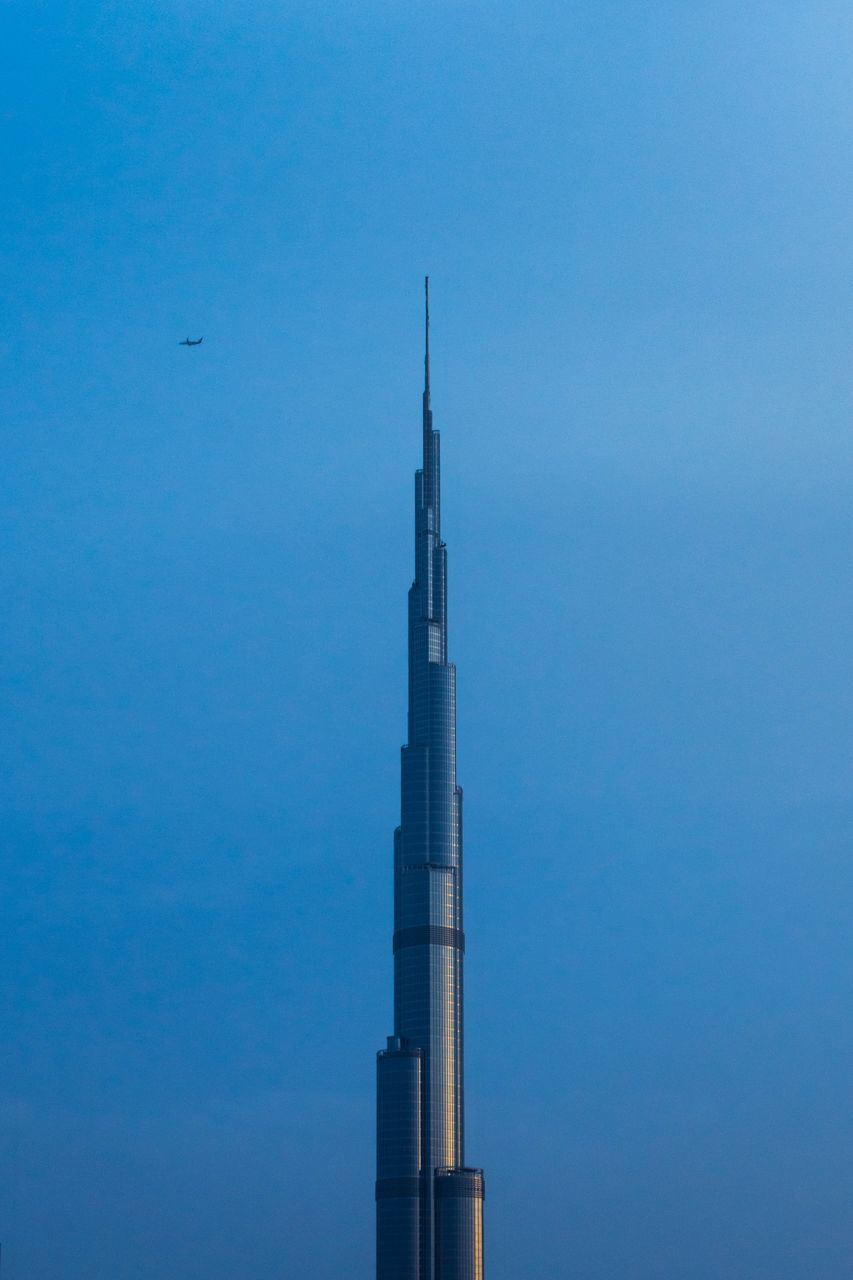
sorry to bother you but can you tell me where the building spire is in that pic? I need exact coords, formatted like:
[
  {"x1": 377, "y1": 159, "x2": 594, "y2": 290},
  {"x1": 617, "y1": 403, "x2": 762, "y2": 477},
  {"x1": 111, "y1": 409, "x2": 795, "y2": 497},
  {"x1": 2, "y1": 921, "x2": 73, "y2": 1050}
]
[
  {"x1": 424, "y1": 275, "x2": 431, "y2": 406},
  {"x1": 422, "y1": 275, "x2": 435, "y2": 509}
]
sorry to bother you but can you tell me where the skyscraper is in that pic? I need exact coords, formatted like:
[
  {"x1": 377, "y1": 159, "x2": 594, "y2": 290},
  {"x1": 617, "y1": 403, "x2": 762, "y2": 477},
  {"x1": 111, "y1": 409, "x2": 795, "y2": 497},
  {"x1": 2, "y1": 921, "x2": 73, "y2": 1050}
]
[{"x1": 375, "y1": 281, "x2": 485, "y2": 1280}]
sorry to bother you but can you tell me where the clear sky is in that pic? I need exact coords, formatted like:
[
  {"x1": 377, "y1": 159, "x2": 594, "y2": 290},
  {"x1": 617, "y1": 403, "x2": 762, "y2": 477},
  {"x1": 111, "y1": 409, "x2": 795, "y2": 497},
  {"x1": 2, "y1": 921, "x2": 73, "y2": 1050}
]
[{"x1": 2, "y1": 2, "x2": 853, "y2": 1277}]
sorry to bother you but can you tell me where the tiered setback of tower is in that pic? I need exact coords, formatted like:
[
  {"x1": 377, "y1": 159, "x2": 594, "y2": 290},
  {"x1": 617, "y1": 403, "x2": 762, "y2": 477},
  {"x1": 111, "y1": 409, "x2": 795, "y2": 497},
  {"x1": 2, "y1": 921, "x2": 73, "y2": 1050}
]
[{"x1": 376, "y1": 281, "x2": 485, "y2": 1280}]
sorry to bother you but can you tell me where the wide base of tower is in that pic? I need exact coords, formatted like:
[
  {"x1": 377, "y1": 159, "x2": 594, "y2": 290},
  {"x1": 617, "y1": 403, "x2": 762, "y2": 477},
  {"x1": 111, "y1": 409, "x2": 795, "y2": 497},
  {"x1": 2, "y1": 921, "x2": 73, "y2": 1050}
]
[{"x1": 376, "y1": 1041, "x2": 484, "y2": 1280}]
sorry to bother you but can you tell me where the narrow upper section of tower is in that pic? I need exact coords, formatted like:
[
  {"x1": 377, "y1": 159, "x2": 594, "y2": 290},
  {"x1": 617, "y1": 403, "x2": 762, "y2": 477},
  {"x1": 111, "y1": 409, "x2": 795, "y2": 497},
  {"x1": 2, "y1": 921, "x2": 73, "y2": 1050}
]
[
  {"x1": 424, "y1": 275, "x2": 431, "y2": 408},
  {"x1": 420, "y1": 275, "x2": 438, "y2": 523}
]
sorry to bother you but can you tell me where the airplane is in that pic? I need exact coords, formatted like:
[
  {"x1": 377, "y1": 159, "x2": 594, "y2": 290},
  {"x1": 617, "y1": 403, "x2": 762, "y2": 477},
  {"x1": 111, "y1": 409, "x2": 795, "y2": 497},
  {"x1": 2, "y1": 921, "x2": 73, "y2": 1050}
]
[{"x1": 179, "y1": 336, "x2": 203, "y2": 346}]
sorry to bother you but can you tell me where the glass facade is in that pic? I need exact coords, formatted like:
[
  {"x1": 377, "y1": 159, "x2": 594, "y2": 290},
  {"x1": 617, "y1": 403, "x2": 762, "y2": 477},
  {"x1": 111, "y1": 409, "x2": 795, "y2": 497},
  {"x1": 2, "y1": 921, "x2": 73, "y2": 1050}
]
[
  {"x1": 376, "y1": 1042, "x2": 422, "y2": 1280},
  {"x1": 435, "y1": 1171, "x2": 485, "y2": 1280},
  {"x1": 376, "y1": 280, "x2": 485, "y2": 1280}
]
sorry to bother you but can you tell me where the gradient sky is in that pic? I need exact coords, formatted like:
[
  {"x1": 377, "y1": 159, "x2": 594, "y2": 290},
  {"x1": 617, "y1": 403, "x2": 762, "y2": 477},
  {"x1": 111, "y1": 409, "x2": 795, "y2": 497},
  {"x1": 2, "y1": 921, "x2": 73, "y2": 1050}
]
[{"x1": 2, "y1": 2, "x2": 853, "y2": 1277}]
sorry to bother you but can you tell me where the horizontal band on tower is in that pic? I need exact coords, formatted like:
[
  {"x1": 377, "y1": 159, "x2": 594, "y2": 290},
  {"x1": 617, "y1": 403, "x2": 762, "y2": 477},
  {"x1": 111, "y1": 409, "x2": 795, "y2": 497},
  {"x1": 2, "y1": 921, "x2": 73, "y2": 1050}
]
[
  {"x1": 375, "y1": 1177, "x2": 421, "y2": 1200},
  {"x1": 393, "y1": 925, "x2": 466, "y2": 953}
]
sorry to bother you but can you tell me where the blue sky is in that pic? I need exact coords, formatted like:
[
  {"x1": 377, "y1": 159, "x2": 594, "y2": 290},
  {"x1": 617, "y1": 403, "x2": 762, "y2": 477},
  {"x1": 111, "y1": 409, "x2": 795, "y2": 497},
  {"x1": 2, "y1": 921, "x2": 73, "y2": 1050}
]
[{"x1": 2, "y1": 2, "x2": 853, "y2": 1276}]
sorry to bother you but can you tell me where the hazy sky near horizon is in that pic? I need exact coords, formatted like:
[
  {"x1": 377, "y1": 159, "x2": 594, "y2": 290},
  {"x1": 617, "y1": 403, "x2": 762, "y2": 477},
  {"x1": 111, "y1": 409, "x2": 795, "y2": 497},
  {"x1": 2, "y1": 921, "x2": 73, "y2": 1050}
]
[{"x1": 3, "y1": 2, "x2": 853, "y2": 1277}]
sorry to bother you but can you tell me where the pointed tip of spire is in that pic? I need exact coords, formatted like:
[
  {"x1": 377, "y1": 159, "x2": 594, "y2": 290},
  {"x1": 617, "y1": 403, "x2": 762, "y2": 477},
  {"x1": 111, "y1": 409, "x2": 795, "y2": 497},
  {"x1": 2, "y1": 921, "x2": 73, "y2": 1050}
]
[{"x1": 424, "y1": 275, "x2": 431, "y2": 404}]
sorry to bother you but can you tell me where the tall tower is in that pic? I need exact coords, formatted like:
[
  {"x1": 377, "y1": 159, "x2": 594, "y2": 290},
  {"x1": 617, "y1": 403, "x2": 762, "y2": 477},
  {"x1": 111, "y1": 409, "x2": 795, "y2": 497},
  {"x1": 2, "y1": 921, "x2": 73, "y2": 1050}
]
[{"x1": 376, "y1": 281, "x2": 485, "y2": 1280}]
